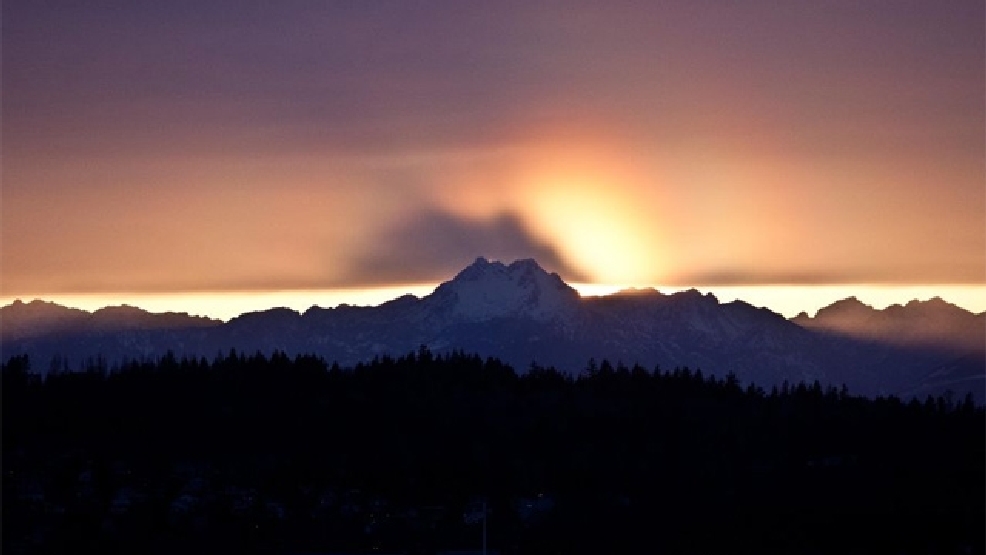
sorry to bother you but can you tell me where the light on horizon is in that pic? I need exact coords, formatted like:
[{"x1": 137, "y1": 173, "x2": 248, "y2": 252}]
[{"x1": 3, "y1": 283, "x2": 983, "y2": 322}]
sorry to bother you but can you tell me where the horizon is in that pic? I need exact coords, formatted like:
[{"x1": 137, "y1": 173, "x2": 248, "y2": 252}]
[{"x1": 4, "y1": 278, "x2": 984, "y2": 322}]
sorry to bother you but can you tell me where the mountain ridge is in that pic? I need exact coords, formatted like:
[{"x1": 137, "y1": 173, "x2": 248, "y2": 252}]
[{"x1": 2, "y1": 258, "x2": 983, "y2": 401}]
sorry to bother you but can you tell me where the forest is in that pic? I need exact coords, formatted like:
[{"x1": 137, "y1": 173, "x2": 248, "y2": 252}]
[{"x1": 3, "y1": 349, "x2": 984, "y2": 555}]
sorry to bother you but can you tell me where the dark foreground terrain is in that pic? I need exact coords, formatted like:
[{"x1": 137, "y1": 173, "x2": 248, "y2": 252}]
[{"x1": 4, "y1": 350, "x2": 984, "y2": 554}]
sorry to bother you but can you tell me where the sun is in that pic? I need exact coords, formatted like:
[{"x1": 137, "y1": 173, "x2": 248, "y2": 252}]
[
  {"x1": 502, "y1": 133, "x2": 670, "y2": 285},
  {"x1": 518, "y1": 168, "x2": 661, "y2": 284}
]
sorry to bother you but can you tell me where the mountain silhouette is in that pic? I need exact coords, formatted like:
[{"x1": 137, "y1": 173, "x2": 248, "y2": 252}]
[
  {"x1": 793, "y1": 295, "x2": 983, "y2": 351},
  {"x1": 424, "y1": 257, "x2": 580, "y2": 322},
  {"x1": 2, "y1": 258, "x2": 983, "y2": 401}
]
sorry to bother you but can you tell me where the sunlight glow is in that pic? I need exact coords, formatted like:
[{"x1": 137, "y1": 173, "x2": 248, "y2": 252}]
[
  {"x1": 3, "y1": 284, "x2": 982, "y2": 322},
  {"x1": 532, "y1": 188, "x2": 654, "y2": 283},
  {"x1": 516, "y1": 141, "x2": 666, "y2": 284}
]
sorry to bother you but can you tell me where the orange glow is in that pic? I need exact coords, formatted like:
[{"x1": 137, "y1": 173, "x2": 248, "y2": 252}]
[
  {"x1": 3, "y1": 284, "x2": 982, "y2": 322},
  {"x1": 503, "y1": 137, "x2": 669, "y2": 284},
  {"x1": 524, "y1": 182, "x2": 657, "y2": 284}
]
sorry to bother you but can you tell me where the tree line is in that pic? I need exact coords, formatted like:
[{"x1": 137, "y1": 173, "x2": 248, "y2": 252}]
[{"x1": 3, "y1": 349, "x2": 983, "y2": 554}]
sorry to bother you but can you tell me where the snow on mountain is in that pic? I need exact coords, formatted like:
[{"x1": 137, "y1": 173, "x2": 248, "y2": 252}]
[{"x1": 425, "y1": 257, "x2": 579, "y2": 322}]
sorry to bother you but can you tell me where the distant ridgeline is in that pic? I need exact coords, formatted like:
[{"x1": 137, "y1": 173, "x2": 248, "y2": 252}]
[
  {"x1": 3, "y1": 349, "x2": 983, "y2": 554},
  {"x1": 2, "y1": 258, "x2": 984, "y2": 402}
]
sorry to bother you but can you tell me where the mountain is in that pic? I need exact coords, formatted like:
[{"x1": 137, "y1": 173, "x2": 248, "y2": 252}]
[
  {"x1": 424, "y1": 257, "x2": 579, "y2": 322},
  {"x1": 2, "y1": 258, "x2": 983, "y2": 401},
  {"x1": 0, "y1": 300, "x2": 93, "y2": 342},
  {"x1": 793, "y1": 296, "x2": 984, "y2": 351},
  {"x1": 1, "y1": 300, "x2": 219, "y2": 343},
  {"x1": 792, "y1": 296, "x2": 985, "y2": 400}
]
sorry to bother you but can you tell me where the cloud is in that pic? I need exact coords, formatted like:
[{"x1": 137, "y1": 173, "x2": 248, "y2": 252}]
[{"x1": 335, "y1": 209, "x2": 589, "y2": 286}]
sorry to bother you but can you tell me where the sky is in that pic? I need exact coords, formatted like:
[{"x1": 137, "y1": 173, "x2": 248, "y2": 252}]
[{"x1": 2, "y1": 1, "x2": 984, "y2": 318}]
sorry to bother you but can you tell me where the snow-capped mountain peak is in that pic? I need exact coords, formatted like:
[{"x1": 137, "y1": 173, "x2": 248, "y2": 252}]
[{"x1": 426, "y1": 257, "x2": 579, "y2": 321}]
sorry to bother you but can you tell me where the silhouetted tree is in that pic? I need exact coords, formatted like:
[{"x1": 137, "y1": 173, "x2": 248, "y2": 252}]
[{"x1": 3, "y1": 351, "x2": 983, "y2": 555}]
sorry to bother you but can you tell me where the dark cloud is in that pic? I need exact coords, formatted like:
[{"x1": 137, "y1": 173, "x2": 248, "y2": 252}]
[{"x1": 336, "y1": 210, "x2": 589, "y2": 286}]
